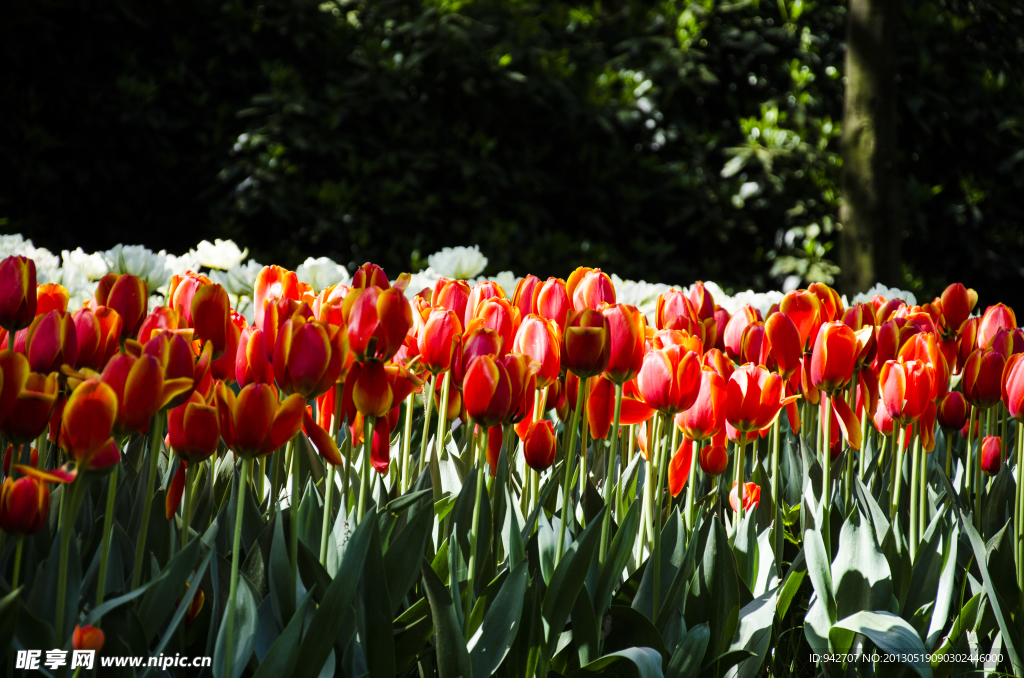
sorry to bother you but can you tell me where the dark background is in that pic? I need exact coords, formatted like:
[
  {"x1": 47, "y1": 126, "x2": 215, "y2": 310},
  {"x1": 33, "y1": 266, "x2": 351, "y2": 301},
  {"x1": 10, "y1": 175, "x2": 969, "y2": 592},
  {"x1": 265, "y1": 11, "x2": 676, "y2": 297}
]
[{"x1": 3, "y1": 0, "x2": 1023, "y2": 307}]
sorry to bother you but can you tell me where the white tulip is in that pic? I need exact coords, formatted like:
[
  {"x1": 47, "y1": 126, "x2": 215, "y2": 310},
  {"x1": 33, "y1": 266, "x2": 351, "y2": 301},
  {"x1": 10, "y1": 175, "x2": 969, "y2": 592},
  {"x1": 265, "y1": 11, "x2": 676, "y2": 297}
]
[
  {"x1": 852, "y1": 283, "x2": 917, "y2": 307},
  {"x1": 103, "y1": 244, "x2": 171, "y2": 293},
  {"x1": 296, "y1": 256, "x2": 350, "y2": 294},
  {"x1": 427, "y1": 245, "x2": 487, "y2": 280},
  {"x1": 210, "y1": 259, "x2": 263, "y2": 298},
  {"x1": 196, "y1": 239, "x2": 248, "y2": 270},
  {"x1": 61, "y1": 248, "x2": 109, "y2": 281}
]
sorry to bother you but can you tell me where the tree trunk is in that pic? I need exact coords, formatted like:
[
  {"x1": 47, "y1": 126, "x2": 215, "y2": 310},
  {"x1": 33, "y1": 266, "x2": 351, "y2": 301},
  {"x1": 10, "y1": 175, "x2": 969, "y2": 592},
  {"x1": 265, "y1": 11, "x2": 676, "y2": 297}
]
[{"x1": 839, "y1": 0, "x2": 902, "y2": 294}]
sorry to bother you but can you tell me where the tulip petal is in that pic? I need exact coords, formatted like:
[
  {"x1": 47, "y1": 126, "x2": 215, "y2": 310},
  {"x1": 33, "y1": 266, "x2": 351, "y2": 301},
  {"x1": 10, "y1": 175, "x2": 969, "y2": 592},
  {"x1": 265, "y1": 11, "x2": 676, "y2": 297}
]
[
  {"x1": 12, "y1": 463, "x2": 74, "y2": 484},
  {"x1": 831, "y1": 396, "x2": 862, "y2": 451},
  {"x1": 269, "y1": 394, "x2": 305, "y2": 453},
  {"x1": 668, "y1": 437, "x2": 693, "y2": 497},
  {"x1": 166, "y1": 462, "x2": 186, "y2": 520},
  {"x1": 303, "y1": 408, "x2": 343, "y2": 467}
]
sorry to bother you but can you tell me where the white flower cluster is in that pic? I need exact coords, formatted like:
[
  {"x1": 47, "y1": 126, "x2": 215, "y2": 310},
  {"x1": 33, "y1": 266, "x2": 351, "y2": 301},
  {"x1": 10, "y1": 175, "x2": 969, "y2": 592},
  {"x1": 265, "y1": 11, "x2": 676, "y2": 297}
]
[
  {"x1": 428, "y1": 245, "x2": 487, "y2": 280},
  {"x1": 611, "y1": 275, "x2": 675, "y2": 324},
  {"x1": 851, "y1": 283, "x2": 917, "y2": 307}
]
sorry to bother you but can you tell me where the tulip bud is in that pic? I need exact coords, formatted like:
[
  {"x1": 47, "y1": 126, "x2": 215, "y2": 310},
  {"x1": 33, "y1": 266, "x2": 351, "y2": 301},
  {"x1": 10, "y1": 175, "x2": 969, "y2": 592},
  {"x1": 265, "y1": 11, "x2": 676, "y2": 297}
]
[
  {"x1": 512, "y1": 315, "x2": 560, "y2": 388},
  {"x1": 352, "y1": 262, "x2": 390, "y2": 290},
  {"x1": 0, "y1": 255, "x2": 37, "y2": 333},
  {"x1": 566, "y1": 267, "x2": 615, "y2": 312},
  {"x1": 562, "y1": 309, "x2": 611, "y2": 378},
  {"x1": 191, "y1": 283, "x2": 236, "y2": 360},
  {"x1": 168, "y1": 392, "x2": 221, "y2": 463},
  {"x1": 637, "y1": 347, "x2": 701, "y2": 415},
  {"x1": 431, "y1": 278, "x2": 471, "y2": 323},
  {"x1": 254, "y1": 265, "x2": 311, "y2": 330},
  {"x1": 655, "y1": 290, "x2": 697, "y2": 332},
  {"x1": 36, "y1": 283, "x2": 69, "y2": 316},
  {"x1": 725, "y1": 364, "x2": 797, "y2": 434},
  {"x1": 215, "y1": 382, "x2": 304, "y2": 458},
  {"x1": 274, "y1": 316, "x2": 348, "y2": 399},
  {"x1": 465, "y1": 280, "x2": 506, "y2": 329},
  {"x1": 981, "y1": 436, "x2": 1001, "y2": 475},
  {"x1": 729, "y1": 481, "x2": 761, "y2": 513},
  {"x1": 463, "y1": 355, "x2": 512, "y2": 428},
  {"x1": 978, "y1": 303, "x2": 1017, "y2": 352},
  {"x1": 602, "y1": 304, "x2": 645, "y2": 384},
  {"x1": 351, "y1": 361, "x2": 394, "y2": 418},
  {"x1": 740, "y1": 321, "x2": 768, "y2": 367},
  {"x1": 137, "y1": 306, "x2": 183, "y2": 344},
  {"x1": 73, "y1": 307, "x2": 123, "y2": 371},
  {"x1": 689, "y1": 281, "x2": 716, "y2": 321},
  {"x1": 25, "y1": 310, "x2": 78, "y2": 373},
  {"x1": 502, "y1": 353, "x2": 538, "y2": 424},
  {"x1": 523, "y1": 420, "x2": 557, "y2": 471},
  {"x1": 779, "y1": 290, "x2": 821, "y2": 351},
  {"x1": 512, "y1": 275, "x2": 541, "y2": 318},
  {"x1": 59, "y1": 379, "x2": 120, "y2": 471},
  {"x1": 699, "y1": 443, "x2": 728, "y2": 476},
  {"x1": 0, "y1": 475, "x2": 49, "y2": 535},
  {"x1": 344, "y1": 286, "x2": 412, "y2": 363},
  {"x1": 167, "y1": 271, "x2": 214, "y2": 327},
  {"x1": 236, "y1": 326, "x2": 274, "y2": 387},
  {"x1": 765, "y1": 311, "x2": 802, "y2": 378},
  {"x1": 963, "y1": 348, "x2": 1005, "y2": 409},
  {"x1": 809, "y1": 283, "x2": 844, "y2": 323},
  {"x1": 419, "y1": 308, "x2": 463, "y2": 374},
  {"x1": 939, "y1": 283, "x2": 977, "y2": 337},
  {"x1": 723, "y1": 305, "x2": 762, "y2": 363},
  {"x1": 810, "y1": 321, "x2": 857, "y2": 393},
  {"x1": 937, "y1": 391, "x2": 969, "y2": 430},
  {"x1": 94, "y1": 273, "x2": 148, "y2": 340},
  {"x1": 73, "y1": 625, "x2": 106, "y2": 653},
  {"x1": 681, "y1": 368, "x2": 727, "y2": 441},
  {"x1": 536, "y1": 278, "x2": 572, "y2": 330},
  {"x1": 474, "y1": 297, "x2": 518, "y2": 355}
]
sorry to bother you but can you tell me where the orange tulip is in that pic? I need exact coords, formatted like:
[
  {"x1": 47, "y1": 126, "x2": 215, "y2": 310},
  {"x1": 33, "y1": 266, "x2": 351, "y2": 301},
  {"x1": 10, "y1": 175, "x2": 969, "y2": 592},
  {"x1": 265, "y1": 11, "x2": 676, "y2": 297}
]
[
  {"x1": 678, "y1": 367, "x2": 728, "y2": 441},
  {"x1": 981, "y1": 435, "x2": 1001, "y2": 475},
  {"x1": 431, "y1": 278, "x2": 471, "y2": 322},
  {"x1": 723, "y1": 305, "x2": 762, "y2": 363},
  {"x1": 512, "y1": 315, "x2": 560, "y2": 388},
  {"x1": 191, "y1": 283, "x2": 237, "y2": 360},
  {"x1": 809, "y1": 321, "x2": 857, "y2": 393},
  {"x1": 215, "y1": 382, "x2": 304, "y2": 458},
  {"x1": 978, "y1": 303, "x2": 1016, "y2": 352},
  {"x1": 142, "y1": 330, "x2": 207, "y2": 408},
  {"x1": 667, "y1": 437, "x2": 694, "y2": 496},
  {"x1": 352, "y1": 262, "x2": 390, "y2": 290},
  {"x1": 729, "y1": 481, "x2": 760, "y2": 513},
  {"x1": 24, "y1": 310, "x2": 77, "y2": 373},
  {"x1": 73, "y1": 625, "x2": 105, "y2": 653},
  {"x1": 0, "y1": 367, "x2": 58, "y2": 445},
  {"x1": 254, "y1": 265, "x2": 312, "y2": 329},
  {"x1": 235, "y1": 326, "x2": 274, "y2": 386},
  {"x1": 73, "y1": 307, "x2": 123, "y2": 370},
  {"x1": 602, "y1": 304, "x2": 645, "y2": 384},
  {"x1": 765, "y1": 311, "x2": 802, "y2": 379},
  {"x1": 566, "y1": 267, "x2": 615, "y2": 312},
  {"x1": 418, "y1": 308, "x2": 463, "y2": 374},
  {"x1": 963, "y1": 347, "x2": 1005, "y2": 409},
  {"x1": 351, "y1": 361, "x2": 394, "y2": 418},
  {"x1": 0, "y1": 255, "x2": 37, "y2": 332},
  {"x1": 512, "y1": 275, "x2": 541, "y2": 318},
  {"x1": 312, "y1": 284, "x2": 350, "y2": 326},
  {"x1": 101, "y1": 353, "x2": 189, "y2": 436},
  {"x1": 523, "y1": 420, "x2": 557, "y2": 471},
  {"x1": 655, "y1": 290, "x2": 696, "y2": 331},
  {"x1": 809, "y1": 283, "x2": 844, "y2": 323},
  {"x1": 464, "y1": 280, "x2": 506, "y2": 328},
  {"x1": 939, "y1": 283, "x2": 977, "y2": 337},
  {"x1": 94, "y1": 273, "x2": 148, "y2": 340},
  {"x1": 473, "y1": 297, "x2": 519, "y2": 354},
  {"x1": 536, "y1": 277, "x2": 572, "y2": 330},
  {"x1": 879, "y1": 358, "x2": 935, "y2": 426},
  {"x1": 637, "y1": 347, "x2": 701, "y2": 416},
  {"x1": 274, "y1": 315, "x2": 348, "y2": 399},
  {"x1": 501, "y1": 353, "x2": 538, "y2": 425},
  {"x1": 725, "y1": 364, "x2": 798, "y2": 434},
  {"x1": 168, "y1": 392, "x2": 220, "y2": 463},
  {"x1": 586, "y1": 376, "x2": 654, "y2": 440},
  {"x1": 0, "y1": 474, "x2": 49, "y2": 535},
  {"x1": 562, "y1": 309, "x2": 611, "y2": 378},
  {"x1": 463, "y1": 355, "x2": 511, "y2": 428},
  {"x1": 167, "y1": 271, "x2": 214, "y2": 328},
  {"x1": 739, "y1": 321, "x2": 769, "y2": 367},
  {"x1": 780, "y1": 289, "x2": 821, "y2": 351},
  {"x1": 457, "y1": 326, "x2": 503, "y2": 384},
  {"x1": 343, "y1": 286, "x2": 412, "y2": 363},
  {"x1": 59, "y1": 379, "x2": 120, "y2": 471},
  {"x1": 137, "y1": 306, "x2": 185, "y2": 344},
  {"x1": 36, "y1": 283, "x2": 69, "y2": 315},
  {"x1": 699, "y1": 439, "x2": 728, "y2": 476}
]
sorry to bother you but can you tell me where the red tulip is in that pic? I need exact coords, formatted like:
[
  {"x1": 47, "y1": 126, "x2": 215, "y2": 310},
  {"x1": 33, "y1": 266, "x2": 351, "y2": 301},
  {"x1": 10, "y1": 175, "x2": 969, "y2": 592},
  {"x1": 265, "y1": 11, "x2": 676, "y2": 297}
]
[
  {"x1": 765, "y1": 311, "x2": 802, "y2": 378},
  {"x1": 137, "y1": 306, "x2": 184, "y2": 344},
  {"x1": 24, "y1": 310, "x2": 77, "y2": 373},
  {"x1": 810, "y1": 321, "x2": 857, "y2": 393},
  {"x1": 73, "y1": 307, "x2": 123, "y2": 370},
  {"x1": 191, "y1": 283, "x2": 237, "y2": 360},
  {"x1": 501, "y1": 353, "x2": 538, "y2": 425},
  {"x1": 73, "y1": 625, "x2": 105, "y2": 653},
  {"x1": 94, "y1": 273, "x2": 147, "y2": 340},
  {"x1": 215, "y1": 382, "x2": 304, "y2": 458},
  {"x1": 167, "y1": 271, "x2": 214, "y2": 328},
  {"x1": 465, "y1": 280, "x2": 506, "y2": 329},
  {"x1": 431, "y1": 278, "x2": 471, "y2": 323},
  {"x1": 978, "y1": 303, "x2": 1016, "y2": 352},
  {"x1": 351, "y1": 361, "x2": 394, "y2": 418},
  {"x1": 963, "y1": 348, "x2": 1005, "y2": 409},
  {"x1": 463, "y1": 355, "x2": 512, "y2": 428},
  {"x1": 168, "y1": 392, "x2": 220, "y2": 463},
  {"x1": 699, "y1": 440, "x2": 728, "y2": 476},
  {"x1": 166, "y1": 462, "x2": 187, "y2": 520},
  {"x1": 0, "y1": 368, "x2": 58, "y2": 445},
  {"x1": 586, "y1": 376, "x2": 654, "y2": 440},
  {"x1": 602, "y1": 304, "x2": 645, "y2": 384},
  {"x1": 712, "y1": 307, "x2": 730, "y2": 352},
  {"x1": 523, "y1": 419, "x2": 557, "y2": 470},
  {"x1": 780, "y1": 290, "x2": 821, "y2": 351},
  {"x1": 939, "y1": 283, "x2": 977, "y2": 337},
  {"x1": 101, "y1": 354, "x2": 189, "y2": 436},
  {"x1": 937, "y1": 391, "x2": 969, "y2": 430},
  {"x1": 36, "y1": 283, "x2": 69, "y2": 315},
  {"x1": 729, "y1": 481, "x2": 760, "y2": 512},
  {"x1": 0, "y1": 255, "x2": 37, "y2": 332},
  {"x1": 254, "y1": 265, "x2": 312, "y2": 330},
  {"x1": 512, "y1": 275, "x2": 541, "y2": 318},
  {"x1": 419, "y1": 308, "x2": 463, "y2": 374},
  {"x1": 0, "y1": 475, "x2": 49, "y2": 535},
  {"x1": 809, "y1": 283, "x2": 844, "y2": 323},
  {"x1": 725, "y1": 364, "x2": 798, "y2": 435},
  {"x1": 352, "y1": 262, "x2": 390, "y2": 290},
  {"x1": 566, "y1": 267, "x2": 615, "y2": 312},
  {"x1": 536, "y1": 277, "x2": 572, "y2": 330},
  {"x1": 689, "y1": 281, "x2": 716, "y2": 321},
  {"x1": 59, "y1": 379, "x2": 120, "y2": 471},
  {"x1": 874, "y1": 297, "x2": 907, "y2": 324},
  {"x1": 236, "y1": 326, "x2": 274, "y2": 386},
  {"x1": 704, "y1": 348, "x2": 735, "y2": 381},
  {"x1": 562, "y1": 309, "x2": 611, "y2": 378},
  {"x1": 739, "y1": 321, "x2": 768, "y2": 367},
  {"x1": 678, "y1": 367, "x2": 727, "y2": 441},
  {"x1": 473, "y1": 297, "x2": 519, "y2": 354},
  {"x1": 981, "y1": 435, "x2": 1001, "y2": 475},
  {"x1": 274, "y1": 315, "x2": 348, "y2": 399},
  {"x1": 878, "y1": 359, "x2": 933, "y2": 426},
  {"x1": 344, "y1": 286, "x2": 412, "y2": 363},
  {"x1": 457, "y1": 326, "x2": 503, "y2": 384},
  {"x1": 1003, "y1": 354, "x2": 1024, "y2": 422},
  {"x1": 512, "y1": 315, "x2": 560, "y2": 388},
  {"x1": 142, "y1": 330, "x2": 207, "y2": 408},
  {"x1": 723, "y1": 305, "x2": 762, "y2": 363},
  {"x1": 637, "y1": 346, "x2": 701, "y2": 415},
  {"x1": 655, "y1": 290, "x2": 697, "y2": 331}
]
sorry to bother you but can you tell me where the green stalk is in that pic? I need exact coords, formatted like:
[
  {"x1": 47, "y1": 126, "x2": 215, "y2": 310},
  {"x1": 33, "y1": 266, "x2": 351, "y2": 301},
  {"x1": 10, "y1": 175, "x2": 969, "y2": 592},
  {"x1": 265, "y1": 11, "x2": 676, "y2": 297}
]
[
  {"x1": 556, "y1": 382, "x2": 586, "y2": 564},
  {"x1": 96, "y1": 462, "x2": 120, "y2": 606},
  {"x1": 964, "y1": 407, "x2": 977, "y2": 497},
  {"x1": 891, "y1": 425, "x2": 907, "y2": 521},
  {"x1": 358, "y1": 416, "x2": 375, "y2": 522},
  {"x1": 288, "y1": 434, "x2": 301, "y2": 585},
  {"x1": 224, "y1": 458, "x2": 251, "y2": 678},
  {"x1": 419, "y1": 373, "x2": 437, "y2": 478},
  {"x1": 181, "y1": 461, "x2": 196, "y2": 549},
  {"x1": 770, "y1": 416, "x2": 782, "y2": 575},
  {"x1": 54, "y1": 477, "x2": 84, "y2": 642},
  {"x1": 618, "y1": 424, "x2": 635, "y2": 517},
  {"x1": 736, "y1": 433, "x2": 748, "y2": 520},
  {"x1": 652, "y1": 413, "x2": 674, "y2": 622},
  {"x1": 820, "y1": 393, "x2": 831, "y2": 560},
  {"x1": 320, "y1": 385, "x2": 343, "y2": 566},
  {"x1": 1016, "y1": 420, "x2": 1023, "y2": 593},
  {"x1": 918, "y1": 431, "x2": 927, "y2": 553},
  {"x1": 599, "y1": 382, "x2": 624, "y2": 567},
  {"x1": 637, "y1": 416, "x2": 660, "y2": 563},
  {"x1": 464, "y1": 426, "x2": 488, "y2": 635},
  {"x1": 944, "y1": 431, "x2": 953, "y2": 480},
  {"x1": 684, "y1": 431, "x2": 699, "y2": 536},
  {"x1": 578, "y1": 378, "x2": 590, "y2": 527},
  {"x1": 909, "y1": 427, "x2": 920, "y2": 562},
  {"x1": 12, "y1": 536, "x2": 23, "y2": 589},
  {"x1": 132, "y1": 411, "x2": 165, "y2": 590},
  {"x1": 977, "y1": 407, "x2": 991, "y2": 529},
  {"x1": 435, "y1": 371, "x2": 452, "y2": 463},
  {"x1": 400, "y1": 392, "x2": 415, "y2": 492}
]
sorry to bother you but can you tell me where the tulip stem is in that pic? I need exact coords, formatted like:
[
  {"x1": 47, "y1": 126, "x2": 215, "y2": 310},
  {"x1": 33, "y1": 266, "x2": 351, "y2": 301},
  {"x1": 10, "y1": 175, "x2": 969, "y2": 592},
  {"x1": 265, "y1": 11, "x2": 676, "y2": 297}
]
[
  {"x1": 945, "y1": 431, "x2": 953, "y2": 480},
  {"x1": 578, "y1": 378, "x2": 590, "y2": 527},
  {"x1": 891, "y1": 425, "x2": 907, "y2": 522},
  {"x1": 556, "y1": 382, "x2": 586, "y2": 565},
  {"x1": 224, "y1": 457, "x2": 250, "y2": 678},
  {"x1": 1016, "y1": 421, "x2": 1023, "y2": 593},
  {"x1": 771, "y1": 416, "x2": 782, "y2": 577},
  {"x1": 181, "y1": 461, "x2": 196, "y2": 550},
  {"x1": 419, "y1": 374, "x2": 437, "y2": 479},
  {"x1": 736, "y1": 433, "x2": 747, "y2": 521},
  {"x1": 964, "y1": 407, "x2": 977, "y2": 498},
  {"x1": 12, "y1": 536, "x2": 23, "y2": 589},
  {"x1": 820, "y1": 394, "x2": 831, "y2": 561},
  {"x1": 977, "y1": 408, "x2": 991, "y2": 530},
  {"x1": 637, "y1": 416, "x2": 660, "y2": 564},
  {"x1": 319, "y1": 387, "x2": 343, "y2": 566},
  {"x1": 358, "y1": 416, "x2": 375, "y2": 523},
  {"x1": 465, "y1": 427, "x2": 487, "y2": 636},
  {"x1": 289, "y1": 433, "x2": 302, "y2": 587},
  {"x1": 436, "y1": 372, "x2": 452, "y2": 464},
  {"x1": 55, "y1": 477, "x2": 85, "y2": 643},
  {"x1": 918, "y1": 431, "x2": 927, "y2": 553},
  {"x1": 96, "y1": 462, "x2": 120, "y2": 606},
  {"x1": 653, "y1": 413, "x2": 674, "y2": 622},
  {"x1": 599, "y1": 382, "x2": 624, "y2": 568},
  {"x1": 909, "y1": 428, "x2": 920, "y2": 562},
  {"x1": 684, "y1": 434, "x2": 699, "y2": 537},
  {"x1": 400, "y1": 393, "x2": 415, "y2": 493},
  {"x1": 132, "y1": 411, "x2": 165, "y2": 591}
]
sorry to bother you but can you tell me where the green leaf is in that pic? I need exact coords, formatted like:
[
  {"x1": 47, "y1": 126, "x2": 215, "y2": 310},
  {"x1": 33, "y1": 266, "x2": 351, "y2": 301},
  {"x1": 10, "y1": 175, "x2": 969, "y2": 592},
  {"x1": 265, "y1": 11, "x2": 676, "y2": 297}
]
[
  {"x1": 594, "y1": 498, "x2": 641, "y2": 617},
  {"x1": 541, "y1": 507, "x2": 605, "y2": 658},
  {"x1": 468, "y1": 561, "x2": 528, "y2": 678},
  {"x1": 383, "y1": 502, "x2": 432, "y2": 614},
  {"x1": 697, "y1": 650, "x2": 756, "y2": 678},
  {"x1": 213, "y1": 576, "x2": 259, "y2": 678},
  {"x1": 802, "y1": 526, "x2": 836, "y2": 624},
  {"x1": 0, "y1": 586, "x2": 22, "y2": 652},
  {"x1": 725, "y1": 587, "x2": 777, "y2": 678},
  {"x1": 421, "y1": 561, "x2": 473, "y2": 678},
  {"x1": 829, "y1": 610, "x2": 932, "y2": 678},
  {"x1": 269, "y1": 510, "x2": 294, "y2": 628},
  {"x1": 137, "y1": 532, "x2": 203, "y2": 642},
  {"x1": 291, "y1": 509, "x2": 375, "y2": 678},
  {"x1": 572, "y1": 586, "x2": 599, "y2": 667},
  {"x1": 603, "y1": 605, "x2": 667, "y2": 660},
  {"x1": 776, "y1": 549, "x2": 806, "y2": 621},
  {"x1": 683, "y1": 516, "x2": 740, "y2": 663},
  {"x1": 508, "y1": 489, "x2": 526, "y2": 566},
  {"x1": 361, "y1": 520, "x2": 395, "y2": 678},
  {"x1": 925, "y1": 521, "x2": 958, "y2": 649},
  {"x1": 832, "y1": 507, "x2": 891, "y2": 620},
  {"x1": 666, "y1": 623, "x2": 709, "y2": 678},
  {"x1": 568, "y1": 647, "x2": 665, "y2": 678},
  {"x1": 385, "y1": 488, "x2": 433, "y2": 515},
  {"x1": 253, "y1": 591, "x2": 316, "y2": 678}
]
